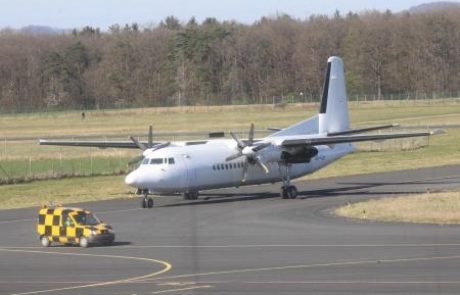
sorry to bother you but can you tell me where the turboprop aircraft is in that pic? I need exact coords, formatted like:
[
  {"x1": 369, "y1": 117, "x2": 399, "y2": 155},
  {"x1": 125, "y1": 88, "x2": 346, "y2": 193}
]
[{"x1": 39, "y1": 56, "x2": 441, "y2": 208}]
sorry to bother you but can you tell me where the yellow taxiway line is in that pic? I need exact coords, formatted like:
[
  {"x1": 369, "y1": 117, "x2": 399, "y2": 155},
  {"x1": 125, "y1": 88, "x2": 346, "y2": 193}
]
[{"x1": 0, "y1": 248, "x2": 172, "y2": 295}]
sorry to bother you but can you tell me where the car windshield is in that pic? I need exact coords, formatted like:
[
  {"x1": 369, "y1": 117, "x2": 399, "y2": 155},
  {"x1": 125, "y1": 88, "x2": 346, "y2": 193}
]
[{"x1": 73, "y1": 212, "x2": 101, "y2": 226}]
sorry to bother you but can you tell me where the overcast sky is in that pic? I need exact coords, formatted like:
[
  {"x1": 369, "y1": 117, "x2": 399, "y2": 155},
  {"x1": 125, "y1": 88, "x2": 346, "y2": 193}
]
[{"x1": 0, "y1": 0, "x2": 456, "y2": 30}]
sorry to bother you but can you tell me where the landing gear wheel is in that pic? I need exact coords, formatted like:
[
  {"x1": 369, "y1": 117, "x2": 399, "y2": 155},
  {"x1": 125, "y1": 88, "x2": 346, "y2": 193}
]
[
  {"x1": 183, "y1": 191, "x2": 199, "y2": 200},
  {"x1": 191, "y1": 191, "x2": 199, "y2": 200},
  {"x1": 146, "y1": 197, "x2": 154, "y2": 208},
  {"x1": 280, "y1": 186, "x2": 289, "y2": 199},
  {"x1": 288, "y1": 185, "x2": 298, "y2": 199},
  {"x1": 79, "y1": 237, "x2": 89, "y2": 248},
  {"x1": 40, "y1": 236, "x2": 51, "y2": 247},
  {"x1": 280, "y1": 185, "x2": 298, "y2": 199}
]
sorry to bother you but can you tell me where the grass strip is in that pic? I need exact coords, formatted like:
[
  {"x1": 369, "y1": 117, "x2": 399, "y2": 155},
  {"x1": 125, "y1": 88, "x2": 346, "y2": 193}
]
[{"x1": 335, "y1": 191, "x2": 460, "y2": 224}]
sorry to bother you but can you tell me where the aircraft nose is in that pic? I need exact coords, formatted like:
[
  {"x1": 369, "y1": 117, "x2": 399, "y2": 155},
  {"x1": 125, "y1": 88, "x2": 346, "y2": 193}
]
[{"x1": 125, "y1": 170, "x2": 139, "y2": 187}]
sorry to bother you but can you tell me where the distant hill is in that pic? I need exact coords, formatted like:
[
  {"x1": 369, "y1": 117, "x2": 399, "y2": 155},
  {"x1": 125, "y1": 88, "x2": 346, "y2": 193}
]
[
  {"x1": 20, "y1": 25, "x2": 69, "y2": 35},
  {"x1": 408, "y1": 1, "x2": 460, "y2": 13}
]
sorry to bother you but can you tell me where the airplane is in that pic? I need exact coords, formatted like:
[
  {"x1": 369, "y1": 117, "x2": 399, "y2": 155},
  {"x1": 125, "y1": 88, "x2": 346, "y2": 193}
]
[{"x1": 39, "y1": 56, "x2": 441, "y2": 208}]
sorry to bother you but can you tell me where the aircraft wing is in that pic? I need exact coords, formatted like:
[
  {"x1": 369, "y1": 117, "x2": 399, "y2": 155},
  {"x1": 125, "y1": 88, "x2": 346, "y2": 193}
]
[
  {"x1": 281, "y1": 130, "x2": 442, "y2": 148},
  {"x1": 327, "y1": 124, "x2": 399, "y2": 136},
  {"x1": 38, "y1": 139, "x2": 158, "y2": 149}
]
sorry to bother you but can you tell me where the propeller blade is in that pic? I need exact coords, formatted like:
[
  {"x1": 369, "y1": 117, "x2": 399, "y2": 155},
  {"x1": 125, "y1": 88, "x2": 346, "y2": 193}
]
[
  {"x1": 230, "y1": 132, "x2": 246, "y2": 149},
  {"x1": 148, "y1": 126, "x2": 153, "y2": 148},
  {"x1": 226, "y1": 152, "x2": 243, "y2": 162},
  {"x1": 254, "y1": 157, "x2": 269, "y2": 174},
  {"x1": 152, "y1": 142, "x2": 170, "y2": 151},
  {"x1": 130, "y1": 136, "x2": 147, "y2": 151},
  {"x1": 241, "y1": 164, "x2": 248, "y2": 182},
  {"x1": 252, "y1": 142, "x2": 271, "y2": 152},
  {"x1": 248, "y1": 123, "x2": 255, "y2": 145},
  {"x1": 128, "y1": 155, "x2": 144, "y2": 165}
]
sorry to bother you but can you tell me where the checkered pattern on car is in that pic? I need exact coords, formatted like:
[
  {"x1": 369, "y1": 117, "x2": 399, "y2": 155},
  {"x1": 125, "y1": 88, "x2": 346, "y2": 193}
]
[{"x1": 37, "y1": 207, "x2": 85, "y2": 244}]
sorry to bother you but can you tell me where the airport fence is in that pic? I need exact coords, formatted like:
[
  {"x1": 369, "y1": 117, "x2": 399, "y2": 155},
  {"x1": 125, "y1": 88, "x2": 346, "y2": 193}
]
[
  {"x1": 0, "y1": 142, "x2": 131, "y2": 184},
  {"x1": 272, "y1": 90, "x2": 460, "y2": 105}
]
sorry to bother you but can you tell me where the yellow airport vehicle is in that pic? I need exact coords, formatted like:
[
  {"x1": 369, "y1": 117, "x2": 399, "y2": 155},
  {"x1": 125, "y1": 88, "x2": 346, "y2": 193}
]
[{"x1": 37, "y1": 205, "x2": 115, "y2": 247}]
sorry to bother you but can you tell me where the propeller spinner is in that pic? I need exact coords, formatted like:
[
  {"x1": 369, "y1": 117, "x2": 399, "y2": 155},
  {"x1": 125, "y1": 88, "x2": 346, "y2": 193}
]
[{"x1": 226, "y1": 124, "x2": 271, "y2": 181}]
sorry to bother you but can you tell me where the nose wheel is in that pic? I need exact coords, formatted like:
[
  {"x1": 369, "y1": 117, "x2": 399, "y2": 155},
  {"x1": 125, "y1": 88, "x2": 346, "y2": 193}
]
[{"x1": 141, "y1": 196, "x2": 154, "y2": 208}]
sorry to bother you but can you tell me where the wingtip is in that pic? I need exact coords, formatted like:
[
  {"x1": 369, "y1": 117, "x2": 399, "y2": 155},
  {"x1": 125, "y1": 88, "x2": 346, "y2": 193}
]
[{"x1": 430, "y1": 129, "x2": 446, "y2": 136}]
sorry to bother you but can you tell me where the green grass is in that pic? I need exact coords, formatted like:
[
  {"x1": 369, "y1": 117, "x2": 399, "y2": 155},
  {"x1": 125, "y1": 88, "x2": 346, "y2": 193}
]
[
  {"x1": 1, "y1": 99, "x2": 460, "y2": 209},
  {"x1": 304, "y1": 128, "x2": 460, "y2": 180},
  {"x1": 0, "y1": 156, "x2": 130, "y2": 184},
  {"x1": 0, "y1": 175, "x2": 132, "y2": 210},
  {"x1": 335, "y1": 191, "x2": 460, "y2": 224},
  {"x1": 1, "y1": 100, "x2": 460, "y2": 140}
]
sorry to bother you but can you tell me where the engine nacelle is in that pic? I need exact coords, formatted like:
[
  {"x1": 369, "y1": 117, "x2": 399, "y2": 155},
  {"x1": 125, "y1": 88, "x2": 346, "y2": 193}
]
[
  {"x1": 281, "y1": 146, "x2": 318, "y2": 163},
  {"x1": 255, "y1": 147, "x2": 282, "y2": 163}
]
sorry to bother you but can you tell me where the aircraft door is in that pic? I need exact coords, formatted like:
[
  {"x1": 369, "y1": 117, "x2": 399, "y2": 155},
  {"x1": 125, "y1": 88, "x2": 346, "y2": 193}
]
[{"x1": 179, "y1": 154, "x2": 196, "y2": 191}]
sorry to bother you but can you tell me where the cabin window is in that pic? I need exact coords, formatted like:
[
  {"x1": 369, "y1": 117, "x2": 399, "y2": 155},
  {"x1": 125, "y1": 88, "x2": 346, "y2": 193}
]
[
  {"x1": 220, "y1": 164, "x2": 224, "y2": 170},
  {"x1": 168, "y1": 158, "x2": 175, "y2": 164},
  {"x1": 149, "y1": 158, "x2": 163, "y2": 165}
]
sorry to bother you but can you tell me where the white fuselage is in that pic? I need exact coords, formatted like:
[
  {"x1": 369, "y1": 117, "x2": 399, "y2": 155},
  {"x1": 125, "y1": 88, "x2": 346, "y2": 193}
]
[{"x1": 125, "y1": 139, "x2": 354, "y2": 193}]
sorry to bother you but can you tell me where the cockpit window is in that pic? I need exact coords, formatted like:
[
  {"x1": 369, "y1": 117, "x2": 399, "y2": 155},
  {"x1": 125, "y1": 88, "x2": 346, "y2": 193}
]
[
  {"x1": 149, "y1": 158, "x2": 163, "y2": 165},
  {"x1": 142, "y1": 158, "x2": 149, "y2": 165}
]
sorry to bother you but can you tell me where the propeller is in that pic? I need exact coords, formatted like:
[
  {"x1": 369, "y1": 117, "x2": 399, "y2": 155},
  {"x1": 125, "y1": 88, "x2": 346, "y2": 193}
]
[
  {"x1": 226, "y1": 124, "x2": 271, "y2": 182},
  {"x1": 128, "y1": 126, "x2": 170, "y2": 165}
]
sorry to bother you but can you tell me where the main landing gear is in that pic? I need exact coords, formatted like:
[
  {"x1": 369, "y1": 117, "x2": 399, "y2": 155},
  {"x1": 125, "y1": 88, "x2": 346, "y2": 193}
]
[
  {"x1": 279, "y1": 163, "x2": 298, "y2": 199},
  {"x1": 280, "y1": 185, "x2": 298, "y2": 199},
  {"x1": 183, "y1": 191, "x2": 199, "y2": 200}
]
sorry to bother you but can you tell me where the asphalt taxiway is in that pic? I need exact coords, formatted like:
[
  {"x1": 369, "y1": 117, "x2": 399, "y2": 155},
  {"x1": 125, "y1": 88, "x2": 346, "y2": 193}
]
[{"x1": 1, "y1": 165, "x2": 460, "y2": 295}]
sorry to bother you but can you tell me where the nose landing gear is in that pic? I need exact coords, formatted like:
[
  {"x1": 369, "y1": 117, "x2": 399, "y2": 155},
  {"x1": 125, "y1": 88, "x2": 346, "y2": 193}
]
[
  {"x1": 138, "y1": 189, "x2": 154, "y2": 208},
  {"x1": 141, "y1": 196, "x2": 154, "y2": 208}
]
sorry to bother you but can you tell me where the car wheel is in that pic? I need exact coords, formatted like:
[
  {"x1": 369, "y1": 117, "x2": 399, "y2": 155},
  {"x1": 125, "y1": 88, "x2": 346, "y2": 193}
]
[
  {"x1": 79, "y1": 237, "x2": 89, "y2": 248},
  {"x1": 40, "y1": 236, "x2": 51, "y2": 247}
]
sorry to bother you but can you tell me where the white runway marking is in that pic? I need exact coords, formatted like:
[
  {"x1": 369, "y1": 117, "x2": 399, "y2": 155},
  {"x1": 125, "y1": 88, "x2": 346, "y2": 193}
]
[
  {"x1": 2, "y1": 243, "x2": 460, "y2": 249},
  {"x1": 151, "y1": 285, "x2": 212, "y2": 294},
  {"x1": 145, "y1": 254, "x2": 460, "y2": 282}
]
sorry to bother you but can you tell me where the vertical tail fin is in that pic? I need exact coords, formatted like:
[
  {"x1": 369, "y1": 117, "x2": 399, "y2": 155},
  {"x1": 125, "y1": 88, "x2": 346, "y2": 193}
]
[{"x1": 318, "y1": 56, "x2": 349, "y2": 134}]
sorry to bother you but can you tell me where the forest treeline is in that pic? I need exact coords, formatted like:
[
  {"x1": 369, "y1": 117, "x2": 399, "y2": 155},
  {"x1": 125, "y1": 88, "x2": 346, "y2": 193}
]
[{"x1": 0, "y1": 9, "x2": 459, "y2": 112}]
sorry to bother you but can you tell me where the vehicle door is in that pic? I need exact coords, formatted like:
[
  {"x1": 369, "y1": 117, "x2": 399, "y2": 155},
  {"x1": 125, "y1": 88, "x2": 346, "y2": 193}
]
[{"x1": 59, "y1": 210, "x2": 74, "y2": 243}]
